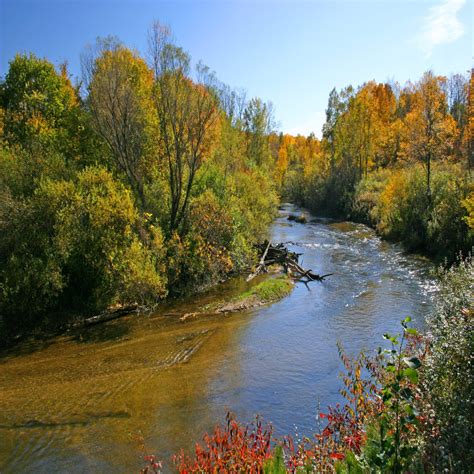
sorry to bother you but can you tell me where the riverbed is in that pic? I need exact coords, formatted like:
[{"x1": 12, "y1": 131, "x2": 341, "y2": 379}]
[{"x1": 0, "y1": 204, "x2": 437, "y2": 473}]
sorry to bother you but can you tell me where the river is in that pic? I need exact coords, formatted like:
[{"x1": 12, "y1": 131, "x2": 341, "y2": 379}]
[{"x1": 0, "y1": 204, "x2": 437, "y2": 473}]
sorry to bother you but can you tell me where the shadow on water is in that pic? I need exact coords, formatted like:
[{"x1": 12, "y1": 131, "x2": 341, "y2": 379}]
[
  {"x1": 70, "y1": 318, "x2": 132, "y2": 344},
  {"x1": 0, "y1": 313, "x2": 134, "y2": 360},
  {"x1": 0, "y1": 329, "x2": 66, "y2": 362}
]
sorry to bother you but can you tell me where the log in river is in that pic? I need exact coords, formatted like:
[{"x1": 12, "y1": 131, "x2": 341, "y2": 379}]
[{"x1": 0, "y1": 204, "x2": 438, "y2": 473}]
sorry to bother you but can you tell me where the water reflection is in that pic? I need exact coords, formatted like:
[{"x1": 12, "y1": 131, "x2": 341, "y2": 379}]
[{"x1": 0, "y1": 204, "x2": 436, "y2": 473}]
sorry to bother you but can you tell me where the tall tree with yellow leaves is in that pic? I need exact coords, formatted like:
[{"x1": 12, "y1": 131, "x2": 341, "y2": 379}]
[
  {"x1": 148, "y1": 22, "x2": 220, "y2": 236},
  {"x1": 400, "y1": 71, "x2": 457, "y2": 200},
  {"x1": 86, "y1": 42, "x2": 154, "y2": 207}
]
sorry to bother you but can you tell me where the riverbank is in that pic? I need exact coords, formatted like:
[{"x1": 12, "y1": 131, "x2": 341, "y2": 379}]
[
  {"x1": 214, "y1": 275, "x2": 294, "y2": 313},
  {"x1": 286, "y1": 164, "x2": 473, "y2": 264},
  {"x1": 1, "y1": 47, "x2": 282, "y2": 353},
  {"x1": 0, "y1": 256, "x2": 297, "y2": 352}
]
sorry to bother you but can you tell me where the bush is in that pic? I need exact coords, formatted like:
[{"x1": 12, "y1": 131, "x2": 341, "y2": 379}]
[
  {"x1": 355, "y1": 164, "x2": 473, "y2": 259},
  {"x1": 427, "y1": 170, "x2": 473, "y2": 258},
  {"x1": 0, "y1": 166, "x2": 167, "y2": 338},
  {"x1": 375, "y1": 166, "x2": 429, "y2": 250},
  {"x1": 176, "y1": 190, "x2": 234, "y2": 291},
  {"x1": 352, "y1": 168, "x2": 392, "y2": 225},
  {"x1": 420, "y1": 257, "x2": 474, "y2": 471},
  {"x1": 172, "y1": 413, "x2": 273, "y2": 473}
]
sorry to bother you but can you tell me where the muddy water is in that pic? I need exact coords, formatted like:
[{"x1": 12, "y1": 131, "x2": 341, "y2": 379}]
[{"x1": 0, "y1": 204, "x2": 437, "y2": 473}]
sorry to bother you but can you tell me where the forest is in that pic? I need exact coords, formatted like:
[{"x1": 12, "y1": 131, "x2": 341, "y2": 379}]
[
  {"x1": 0, "y1": 18, "x2": 473, "y2": 474},
  {"x1": 0, "y1": 23, "x2": 472, "y2": 344},
  {"x1": 279, "y1": 71, "x2": 473, "y2": 259},
  {"x1": 0, "y1": 24, "x2": 280, "y2": 342}
]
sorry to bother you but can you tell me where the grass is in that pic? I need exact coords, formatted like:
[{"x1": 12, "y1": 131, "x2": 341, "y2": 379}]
[
  {"x1": 202, "y1": 274, "x2": 294, "y2": 313},
  {"x1": 238, "y1": 275, "x2": 294, "y2": 303}
]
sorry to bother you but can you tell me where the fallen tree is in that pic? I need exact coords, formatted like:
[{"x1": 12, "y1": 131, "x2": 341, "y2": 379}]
[{"x1": 248, "y1": 241, "x2": 332, "y2": 283}]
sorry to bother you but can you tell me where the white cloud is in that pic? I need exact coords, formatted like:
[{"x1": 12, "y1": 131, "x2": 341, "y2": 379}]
[
  {"x1": 285, "y1": 111, "x2": 326, "y2": 139},
  {"x1": 416, "y1": 0, "x2": 466, "y2": 58}
]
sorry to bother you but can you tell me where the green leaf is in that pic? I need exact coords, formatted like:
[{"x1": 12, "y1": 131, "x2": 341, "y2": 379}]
[
  {"x1": 401, "y1": 316, "x2": 412, "y2": 328},
  {"x1": 381, "y1": 387, "x2": 393, "y2": 402},
  {"x1": 403, "y1": 367, "x2": 419, "y2": 384}
]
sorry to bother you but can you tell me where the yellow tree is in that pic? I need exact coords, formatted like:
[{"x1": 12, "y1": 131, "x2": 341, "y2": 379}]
[
  {"x1": 1, "y1": 54, "x2": 80, "y2": 153},
  {"x1": 344, "y1": 81, "x2": 397, "y2": 176},
  {"x1": 86, "y1": 44, "x2": 154, "y2": 206},
  {"x1": 275, "y1": 134, "x2": 293, "y2": 186},
  {"x1": 399, "y1": 71, "x2": 457, "y2": 199},
  {"x1": 468, "y1": 69, "x2": 474, "y2": 169}
]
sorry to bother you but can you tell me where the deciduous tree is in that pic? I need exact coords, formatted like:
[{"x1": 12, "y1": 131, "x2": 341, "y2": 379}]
[
  {"x1": 148, "y1": 22, "x2": 219, "y2": 236},
  {"x1": 86, "y1": 42, "x2": 154, "y2": 206}
]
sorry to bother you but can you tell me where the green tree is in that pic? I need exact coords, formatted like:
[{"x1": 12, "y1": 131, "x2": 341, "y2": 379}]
[
  {"x1": 148, "y1": 22, "x2": 219, "y2": 236},
  {"x1": 243, "y1": 97, "x2": 275, "y2": 168},
  {"x1": 0, "y1": 166, "x2": 167, "y2": 338},
  {"x1": 0, "y1": 54, "x2": 81, "y2": 155}
]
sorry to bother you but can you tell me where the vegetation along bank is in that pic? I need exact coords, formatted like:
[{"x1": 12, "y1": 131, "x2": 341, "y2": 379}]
[{"x1": 1, "y1": 22, "x2": 472, "y2": 348}]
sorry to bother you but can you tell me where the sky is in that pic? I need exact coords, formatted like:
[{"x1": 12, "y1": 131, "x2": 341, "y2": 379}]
[{"x1": 1, "y1": 0, "x2": 472, "y2": 137}]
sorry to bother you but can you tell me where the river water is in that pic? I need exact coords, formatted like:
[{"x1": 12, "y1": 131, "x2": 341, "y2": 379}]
[{"x1": 0, "y1": 204, "x2": 437, "y2": 473}]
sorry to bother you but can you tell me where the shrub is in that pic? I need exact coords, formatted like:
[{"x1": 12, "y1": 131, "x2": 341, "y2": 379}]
[
  {"x1": 462, "y1": 191, "x2": 474, "y2": 231},
  {"x1": 352, "y1": 168, "x2": 392, "y2": 225},
  {"x1": 375, "y1": 166, "x2": 429, "y2": 250},
  {"x1": 427, "y1": 170, "x2": 473, "y2": 258},
  {"x1": 367, "y1": 164, "x2": 472, "y2": 259},
  {"x1": 179, "y1": 190, "x2": 234, "y2": 290},
  {"x1": 172, "y1": 413, "x2": 273, "y2": 473},
  {"x1": 0, "y1": 166, "x2": 167, "y2": 338},
  {"x1": 419, "y1": 257, "x2": 474, "y2": 471}
]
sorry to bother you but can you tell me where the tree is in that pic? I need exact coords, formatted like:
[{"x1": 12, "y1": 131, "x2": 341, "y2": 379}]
[
  {"x1": 322, "y1": 85, "x2": 354, "y2": 171},
  {"x1": 322, "y1": 87, "x2": 342, "y2": 153},
  {"x1": 0, "y1": 165, "x2": 167, "y2": 334},
  {"x1": 86, "y1": 42, "x2": 154, "y2": 207},
  {"x1": 0, "y1": 53, "x2": 80, "y2": 153},
  {"x1": 243, "y1": 97, "x2": 275, "y2": 168},
  {"x1": 274, "y1": 134, "x2": 289, "y2": 186},
  {"x1": 468, "y1": 69, "x2": 474, "y2": 169},
  {"x1": 446, "y1": 73, "x2": 469, "y2": 163},
  {"x1": 148, "y1": 21, "x2": 219, "y2": 236},
  {"x1": 400, "y1": 72, "x2": 456, "y2": 199}
]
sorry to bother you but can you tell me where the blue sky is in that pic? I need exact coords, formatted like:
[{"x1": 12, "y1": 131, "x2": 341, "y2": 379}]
[{"x1": 1, "y1": 0, "x2": 471, "y2": 137}]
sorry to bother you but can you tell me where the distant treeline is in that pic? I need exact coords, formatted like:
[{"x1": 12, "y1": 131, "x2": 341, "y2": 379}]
[
  {"x1": 0, "y1": 23, "x2": 279, "y2": 341},
  {"x1": 277, "y1": 71, "x2": 473, "y2": 259}
]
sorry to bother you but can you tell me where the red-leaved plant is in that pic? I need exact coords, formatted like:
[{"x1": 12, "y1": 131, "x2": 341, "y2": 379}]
[{"x1": 172, "y1": 412, "x2": 273, "y2": 473}]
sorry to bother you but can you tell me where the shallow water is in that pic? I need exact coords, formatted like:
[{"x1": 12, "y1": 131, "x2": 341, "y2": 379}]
[{"x1": 0, "y1": 204, "x2": 437, "y2": 473}]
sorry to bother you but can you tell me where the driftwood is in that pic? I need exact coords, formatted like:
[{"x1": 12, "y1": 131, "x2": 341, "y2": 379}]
[
  {"x1": 81, "y1": 304, "x2": 139, "y2": 327},
  {"x1": 246, "y1": 240, "x2": 271, "y2": 281},
  {"x1": 247, "y1": 241, "x2": 332, "y2": 283}
]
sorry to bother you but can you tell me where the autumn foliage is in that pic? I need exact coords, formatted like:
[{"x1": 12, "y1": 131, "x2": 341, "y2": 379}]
[
  {"x1": 172, "y1": 413, "x2": 273, "y2": 473},
  {"x1": 0, "y1": 27, "x2": 278, "y2": 341},
  {"x1": 281, "y1": 70, "x2": 473, "y2": 260}
]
